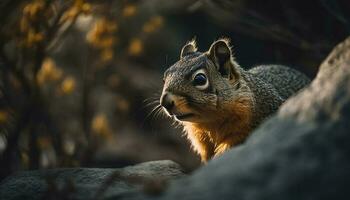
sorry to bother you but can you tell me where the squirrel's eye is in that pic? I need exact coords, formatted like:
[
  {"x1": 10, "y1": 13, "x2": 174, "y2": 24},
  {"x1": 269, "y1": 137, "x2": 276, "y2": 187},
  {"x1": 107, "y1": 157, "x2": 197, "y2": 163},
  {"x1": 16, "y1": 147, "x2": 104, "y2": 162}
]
[
  {"x1": 192, "y1": 69, "x2": 209, "y2": 90},
  {"x1": 193, "y1": 74, "x2": 207, "y2": 85}
]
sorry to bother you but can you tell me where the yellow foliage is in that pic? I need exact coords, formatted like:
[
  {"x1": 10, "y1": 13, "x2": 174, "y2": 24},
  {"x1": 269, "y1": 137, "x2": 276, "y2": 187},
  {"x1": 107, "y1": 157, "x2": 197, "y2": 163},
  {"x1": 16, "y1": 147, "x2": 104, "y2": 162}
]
[
  {"x1": 142, "y1": 16, "x2": 164, "y2": 33},
  {"x1": 105, "y1": 23, "x2": 118, "y2": 33},
  {"x1": 128, "y1": 38, "x2": 143, "y2": 56},
  {"x1": 23, "y1": 0, "x2": 45, "y2": 21},
  {"x1": 61, "y1": 0, "x2": 92, "y2": 22},
  {"x1": 62, "y1": 7, "x2": 80, "y2": 22},
  {"x1": 91, "y1": 114, "x2": 113, "y2": 139},
  {"x1": 27, "y1": 29, "x2": 44, "y2": 44},
  {"x1": 86, "y1": 18, "x2": 117, "y2": 48},
  {"x1": 100, "y1": 48, "x2": 114, "y2": 62},
  {"x1": 37, "y1": 58, "x2": 63, "y2": 85},
  {"x1": 86, "y1": 18, "x2": 117, "y2": 62},
  {"x1": 0, "y1": 110, "x2": 9, "y2": 124},
  {"x1": 122, "y1": 4, "x2": 137, "y2": 17},
  {"x1": 73, "y1": 0, "x2": 84, "y2": 7},
  {"x1": 19, "y1": 0, "x2": 54, "y2": 47},
  {"x1": 100, "y1": 36, "x2": 116, "y2": 48},
  {"x1": 61, "y1": 76, "x2": 76, "y2": 95},
  {"x1": 81, "y1": 3, "x2": 92, "y2": 14}
]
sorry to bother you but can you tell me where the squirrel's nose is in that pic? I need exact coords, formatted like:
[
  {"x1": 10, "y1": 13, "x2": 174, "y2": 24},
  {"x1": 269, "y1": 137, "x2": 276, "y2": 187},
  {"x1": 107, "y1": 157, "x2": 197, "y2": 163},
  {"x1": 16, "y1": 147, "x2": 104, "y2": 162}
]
[{"x1": 160, "y1": 92, "x2": 175, "y2": 113}]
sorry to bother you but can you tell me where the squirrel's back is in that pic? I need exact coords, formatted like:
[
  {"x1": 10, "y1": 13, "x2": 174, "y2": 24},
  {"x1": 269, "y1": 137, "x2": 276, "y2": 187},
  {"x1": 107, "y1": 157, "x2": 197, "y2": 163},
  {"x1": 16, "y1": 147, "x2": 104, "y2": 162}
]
[
  {"x1": 249, "y1": 65, "x2": 310, "y2": 100},
  {"x1": 241, "y1": 65, "x2": 310, "y2": 127}
]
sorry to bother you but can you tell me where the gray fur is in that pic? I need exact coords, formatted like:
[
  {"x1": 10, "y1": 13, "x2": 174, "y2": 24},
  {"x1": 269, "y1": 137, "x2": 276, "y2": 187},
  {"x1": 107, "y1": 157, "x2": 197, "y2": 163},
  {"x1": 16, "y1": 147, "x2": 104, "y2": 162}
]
[
  {"x1": 249, "y1": 65, "x2": 311, "y2": 100},
  {"x1": 242, "y1": 65, "x2": 311, "y2": 127}
]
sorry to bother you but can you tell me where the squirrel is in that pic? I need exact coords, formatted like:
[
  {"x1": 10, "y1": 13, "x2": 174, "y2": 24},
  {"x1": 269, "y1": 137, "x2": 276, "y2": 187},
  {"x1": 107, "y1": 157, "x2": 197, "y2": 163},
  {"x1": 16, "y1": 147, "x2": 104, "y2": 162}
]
[{"x1": 159, "y1": 38, "x2": 310, "y2": 162}]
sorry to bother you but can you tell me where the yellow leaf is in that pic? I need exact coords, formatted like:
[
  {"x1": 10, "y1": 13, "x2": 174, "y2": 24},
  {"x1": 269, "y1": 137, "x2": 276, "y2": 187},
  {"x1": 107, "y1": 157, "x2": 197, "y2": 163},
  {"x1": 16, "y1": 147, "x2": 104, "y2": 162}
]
[
  {"x1": 86, "y1": 18, "x2": 117, "y2": 48},
  {"x1": 122, "y1": 5, "x2": 137, "y2": 17},
  {"x1": 151, "y1": 16, "x2": 164, "y2": 27},
  {"x1": 91, "y1": 114, "x2": 113, "y2": 139},
  {"x1": 61, "y1": 76, "x2": 76, "y2": 95},
  {"x1": 128, "y1": 38, "x2": 143, "y2": 56},
  {"x1": 100, "y1": 48, "x2": 114, "y2": 62},
  {"x1": 81, "y1": 2, "x2": 92, "y2": 14},
  {"x1": 23, "y1": 0, "x2": 45, "y2": 21},
  {"x1": 37, "y1": 58, "x2": 63, "y2": 85},
  {"x1": 61, "y1": 7, "x2": 80, "y2": 22},
  {"x1": 99, "y1": 36, "x2": 115, "y2": 48},
  {"x1": 25, "y1": 29, "x2": 44, "y2": 47},
  {"x1": 142, "y1": 16, "x2": 164, "y2": 33}
]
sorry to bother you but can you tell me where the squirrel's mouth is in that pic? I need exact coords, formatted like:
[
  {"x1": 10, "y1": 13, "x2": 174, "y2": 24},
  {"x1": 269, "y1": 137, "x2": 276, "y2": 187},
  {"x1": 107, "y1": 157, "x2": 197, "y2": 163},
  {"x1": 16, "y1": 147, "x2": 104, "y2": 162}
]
[{"x1": 174, "y1": 113, "x2": 195, "y2": 121}]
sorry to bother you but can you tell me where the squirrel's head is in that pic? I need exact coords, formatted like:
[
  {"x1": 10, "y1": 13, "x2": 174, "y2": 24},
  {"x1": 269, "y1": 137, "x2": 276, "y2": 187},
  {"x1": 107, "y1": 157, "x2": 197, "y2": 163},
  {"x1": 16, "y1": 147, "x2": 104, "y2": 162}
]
[{"x1": 160, "y1": 38, "x2": 250, "y2": 123}]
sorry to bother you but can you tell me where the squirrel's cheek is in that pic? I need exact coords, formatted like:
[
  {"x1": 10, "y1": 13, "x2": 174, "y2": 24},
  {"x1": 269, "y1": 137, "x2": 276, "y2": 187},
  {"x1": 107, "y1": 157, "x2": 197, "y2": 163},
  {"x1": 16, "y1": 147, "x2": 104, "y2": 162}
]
[{"x1": 174, "y1": 101, "x2": 192, "y2": 114}]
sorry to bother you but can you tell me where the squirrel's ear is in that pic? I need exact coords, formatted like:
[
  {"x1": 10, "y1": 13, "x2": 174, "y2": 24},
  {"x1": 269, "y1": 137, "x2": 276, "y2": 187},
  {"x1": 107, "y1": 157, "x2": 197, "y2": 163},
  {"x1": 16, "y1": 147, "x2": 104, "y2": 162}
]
[
  {"x1": 208, "y1": 39, "x2": 239, "y2": 80},
  {"x1": 180, "y1": 39, "x2": 197, "y2": 59}
]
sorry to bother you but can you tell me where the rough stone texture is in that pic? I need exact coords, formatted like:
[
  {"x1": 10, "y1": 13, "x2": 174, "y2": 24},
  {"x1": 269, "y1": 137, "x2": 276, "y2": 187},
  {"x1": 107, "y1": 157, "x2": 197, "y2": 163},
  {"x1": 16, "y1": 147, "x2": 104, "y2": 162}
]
[
  {"x1": 0, "y1": 160, "x2": 184, "y2": 200},
  {"x1": 149, "y1": 37, "x2": 350, "y2": 200}
]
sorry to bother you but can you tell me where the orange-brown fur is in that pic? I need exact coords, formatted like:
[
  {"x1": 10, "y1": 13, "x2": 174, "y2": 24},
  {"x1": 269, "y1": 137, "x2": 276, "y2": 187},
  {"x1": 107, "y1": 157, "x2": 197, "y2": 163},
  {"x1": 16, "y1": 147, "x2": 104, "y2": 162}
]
[{"x1": 183, "y1": 96, "x2": 253, "y2": 162}]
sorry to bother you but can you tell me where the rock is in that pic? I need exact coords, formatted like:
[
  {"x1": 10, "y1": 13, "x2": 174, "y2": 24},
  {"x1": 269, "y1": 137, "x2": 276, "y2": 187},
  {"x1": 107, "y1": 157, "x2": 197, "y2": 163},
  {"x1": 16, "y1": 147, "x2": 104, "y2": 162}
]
[
  {"x1": 147, "y1": 37, "x2": 350, "y2": 200},
  {"x1": 0, "y1": 160, "x2": 184, "y2": 200}
]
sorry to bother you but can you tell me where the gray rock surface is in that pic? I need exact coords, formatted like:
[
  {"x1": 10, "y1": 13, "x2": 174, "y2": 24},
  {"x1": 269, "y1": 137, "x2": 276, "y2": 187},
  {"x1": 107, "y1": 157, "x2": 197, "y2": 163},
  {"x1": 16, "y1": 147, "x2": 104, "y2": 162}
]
[{"x1": 0, "y1": 160, "x2": 184, "y2": 200}]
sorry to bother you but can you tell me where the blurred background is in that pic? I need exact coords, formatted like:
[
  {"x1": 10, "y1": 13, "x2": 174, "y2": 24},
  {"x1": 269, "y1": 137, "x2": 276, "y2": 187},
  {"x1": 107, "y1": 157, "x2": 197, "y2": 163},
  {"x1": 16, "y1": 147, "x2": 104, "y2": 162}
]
[{"x1": 0, "y1": 0, "x2": 349, "y2": 180}]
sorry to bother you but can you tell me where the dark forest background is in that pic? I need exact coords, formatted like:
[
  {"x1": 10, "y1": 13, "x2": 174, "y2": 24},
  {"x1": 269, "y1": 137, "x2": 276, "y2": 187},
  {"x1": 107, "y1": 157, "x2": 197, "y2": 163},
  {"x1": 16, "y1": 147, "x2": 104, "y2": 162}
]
[{"x1": 0, "y1": 0, "x2": 349, "y2": 180}]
